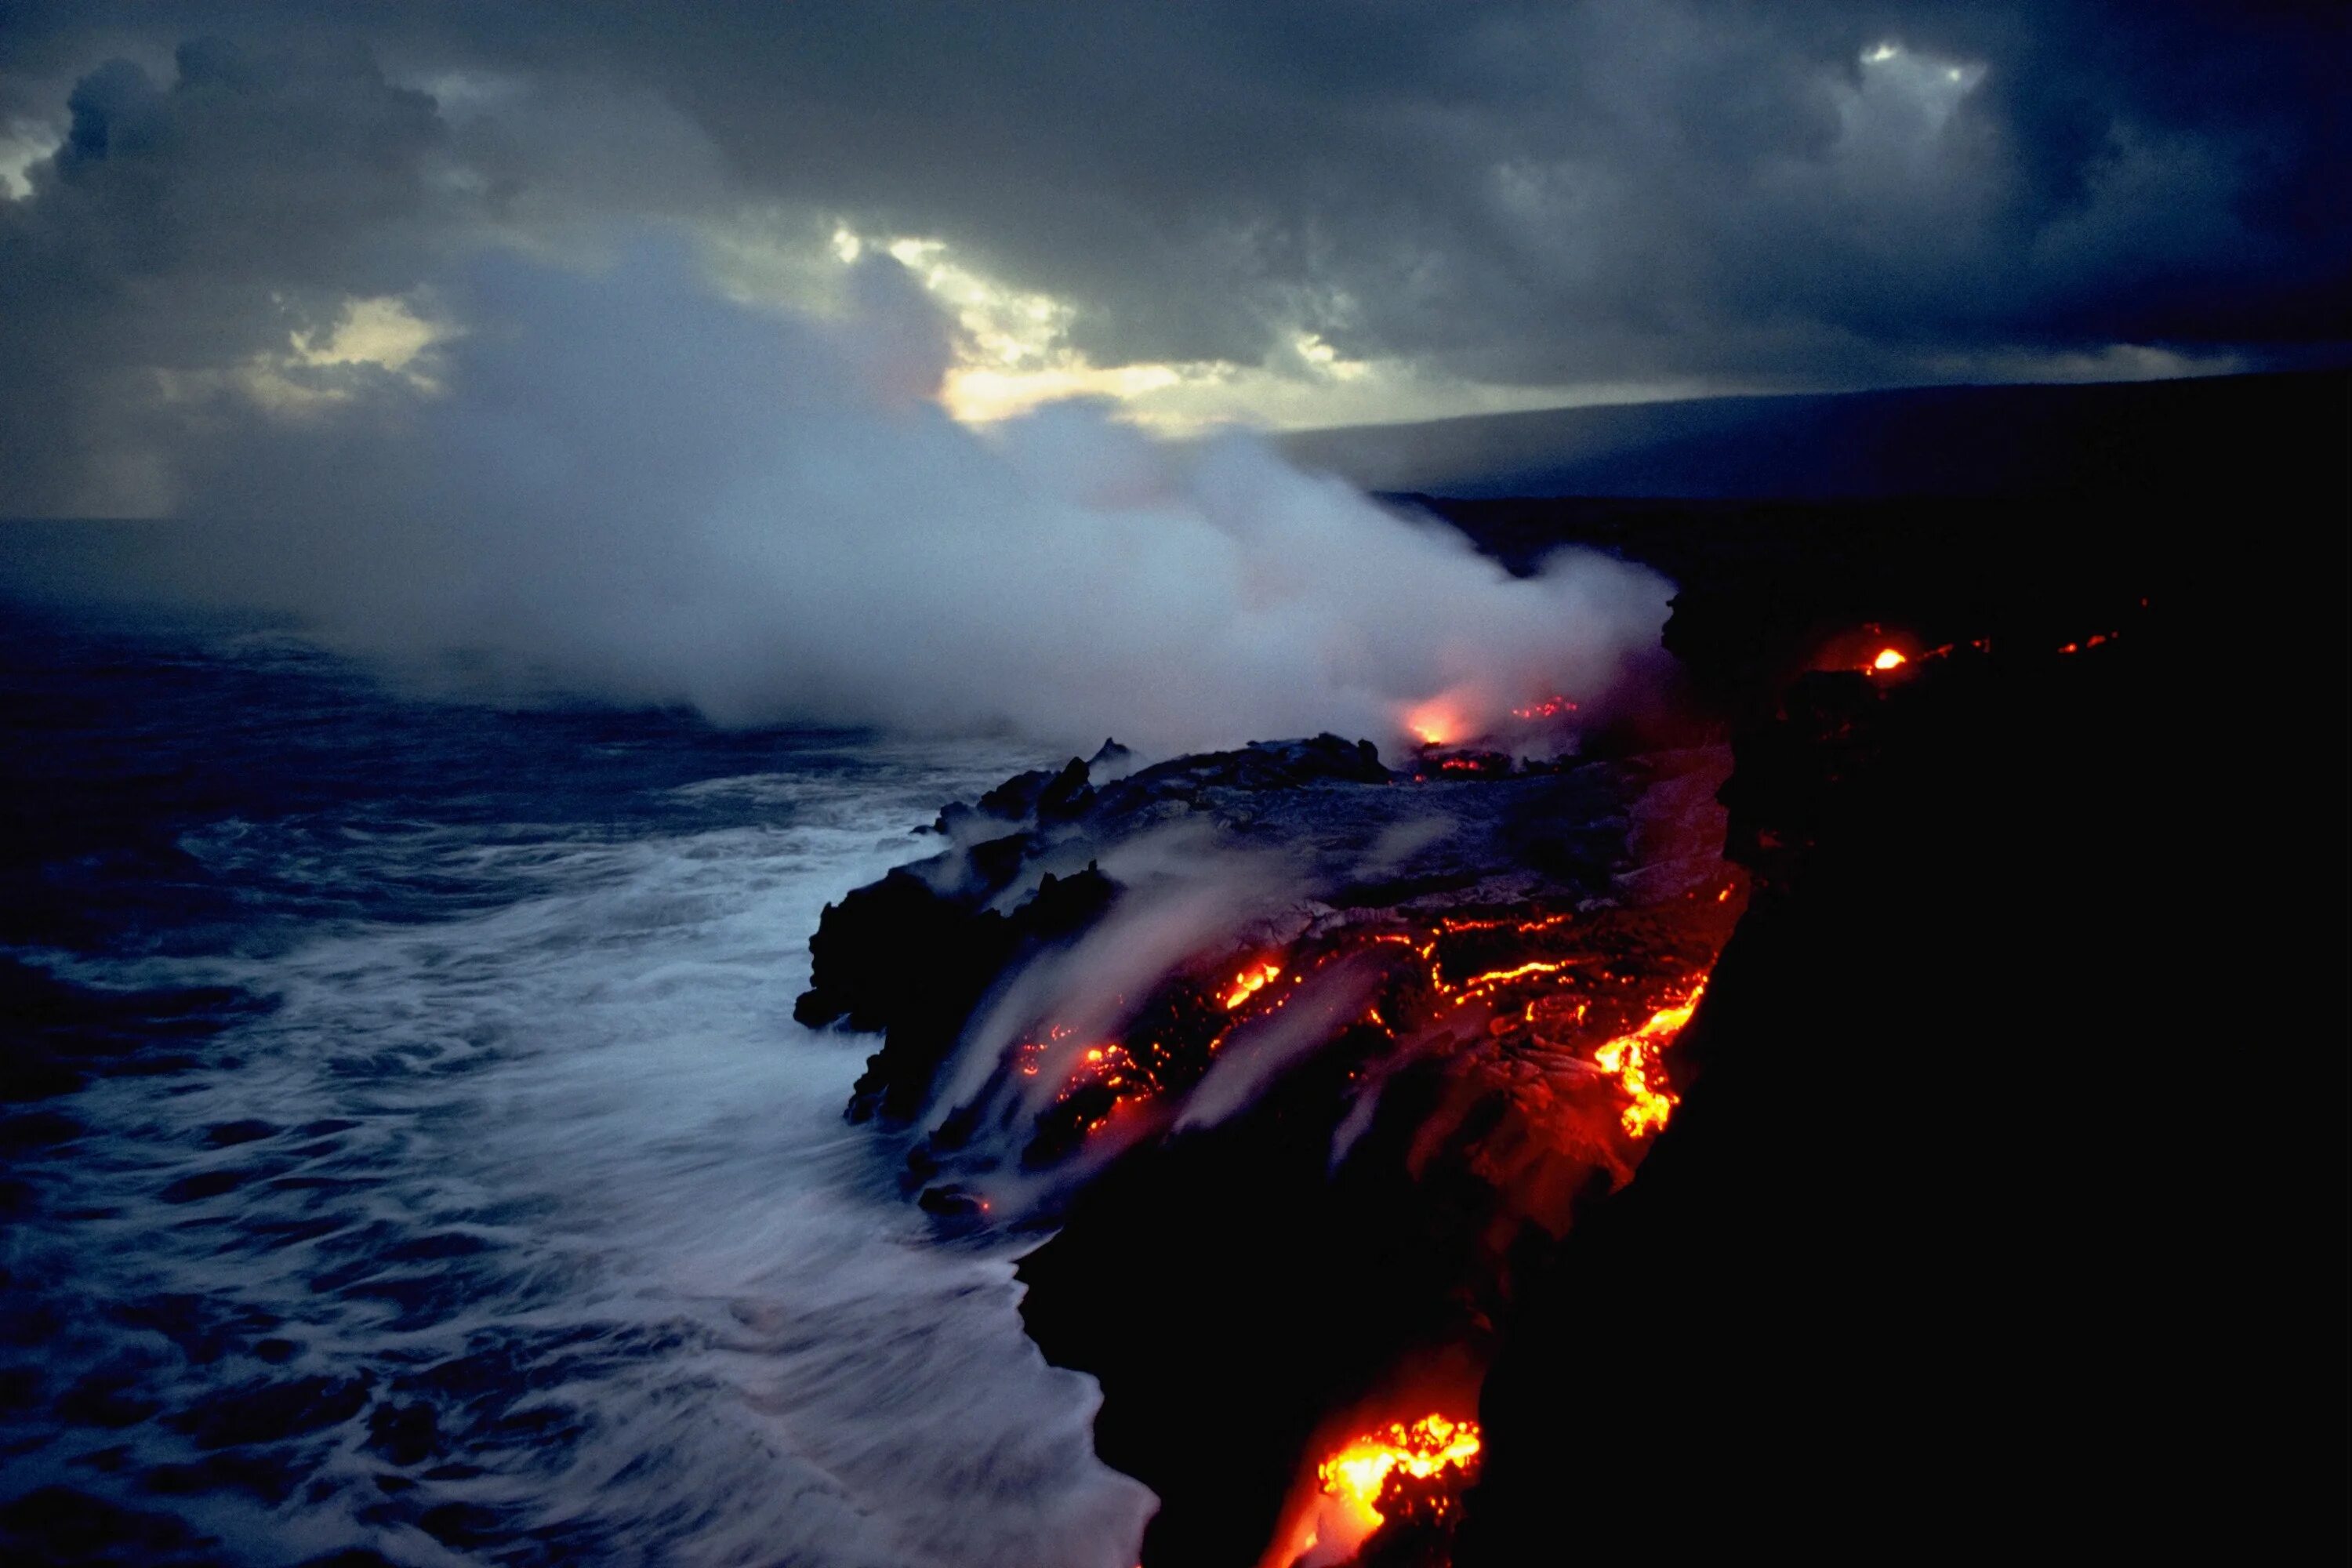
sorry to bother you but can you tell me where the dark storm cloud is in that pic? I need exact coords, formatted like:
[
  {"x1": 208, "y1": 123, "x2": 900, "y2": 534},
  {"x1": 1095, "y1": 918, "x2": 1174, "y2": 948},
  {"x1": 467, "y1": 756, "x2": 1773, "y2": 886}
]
[
  {"x1": 405, "y1": 0, "x2": 2350, "y2": 372},
  {"x1": 0, "y1": 0, "x2": 2343, "y2": 512},
  {"x1": 0, "y1": 29, "x2": 462, "y2": 510}
]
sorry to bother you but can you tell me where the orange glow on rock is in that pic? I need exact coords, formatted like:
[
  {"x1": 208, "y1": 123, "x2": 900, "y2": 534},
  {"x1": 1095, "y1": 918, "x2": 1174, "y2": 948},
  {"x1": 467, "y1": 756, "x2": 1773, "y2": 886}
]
[
  {"x1": 1592, "y1": 979, "x2": 1705, "y2": 1137},
  {"x1": 1451, "y1": 958, "x2": 1570, "y2": 996},
  {"x1": 1010, "y1": 875, "x2": 1737, "y2": 1170},
  {"x1": 1301, "y1": 1414, "x2": 1483, "y2": 1562},
  {"x1": 1223, "y1": 960, "x2": 1283, "y2": 1011},
  {"x1": 1402, "y1": 697, "x2": 1466, "y2": 748}
]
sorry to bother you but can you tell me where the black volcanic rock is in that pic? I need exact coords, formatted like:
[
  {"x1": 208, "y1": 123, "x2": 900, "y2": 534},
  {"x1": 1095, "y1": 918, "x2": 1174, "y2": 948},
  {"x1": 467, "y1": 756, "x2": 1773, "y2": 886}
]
[
  {"x1": 993, "y1": 503, "x2": 2339, "y2": 1565},
  {"x1": 1017, "y1": 1038, "x2": 1515, "y2": 1567},
  {"x1": 798, "y1": 862, "x2": 1118, "y2": 1123},
  {"x1": 794, "y1": 731, "x2": 1726, "y2": 1154},
  {"x1": 1087, "y1": 737, "x2": 1136, "y2": 778},
  {"x1": 783, "y1": 728, "x2": 1735, "y2": 1563},
  {"x1": 975, "y1": 758, "x2": 1083, "y2": 822},
  {"x1": 1455, "y1": 605, "x2": 2336, "y2": 1562},
  {"x1": 1103, "y1": 732, "x2": 1391, "y2": 797},
  {"x1": 809, "y1": 427, "x2": 2340, "y2": 1566}
]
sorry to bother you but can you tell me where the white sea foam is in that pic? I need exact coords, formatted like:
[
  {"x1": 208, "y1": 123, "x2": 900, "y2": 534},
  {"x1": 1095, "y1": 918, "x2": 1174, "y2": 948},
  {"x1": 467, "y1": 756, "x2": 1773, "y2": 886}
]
[{"x1": 6, "y1": 739, "x2": 1153, "y2": 1566}]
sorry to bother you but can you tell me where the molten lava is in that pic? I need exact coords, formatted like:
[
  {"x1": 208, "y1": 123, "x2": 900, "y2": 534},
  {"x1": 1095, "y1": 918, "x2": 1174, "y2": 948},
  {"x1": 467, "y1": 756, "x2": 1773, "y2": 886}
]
[
  {"x1": 1010, "y1": 885, "x2": 1735, "y2": 1171},
  {"x1": 1299, "y1": 1414, "x2": 1483, "y2": 1564},
  {"x1": 1828, "y1": 601, "x2": 2143, "y2": 676},
  {"x1": 1224, "y1": 960, "x2": 1283, "y2": 1011},
  {"x1": 1320, "y1": 1414, "x2": 1481, "y2": 1515},
  {"x1": 1592, "y1": 979, "x2": 1705, "y2": 1136},
  {"x1": 1403, "y1": 699, "x2": 1461, "y2": 748},
  {"x1": 1451, "y1": 958, "x2": 1570, "y2": 993}
]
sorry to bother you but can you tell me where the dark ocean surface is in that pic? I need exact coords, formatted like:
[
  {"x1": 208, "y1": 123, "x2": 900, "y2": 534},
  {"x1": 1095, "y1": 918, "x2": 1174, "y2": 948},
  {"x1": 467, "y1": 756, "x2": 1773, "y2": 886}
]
[{"x1": 0, "y1": 594, "x2": 1153, "y2": 1566}]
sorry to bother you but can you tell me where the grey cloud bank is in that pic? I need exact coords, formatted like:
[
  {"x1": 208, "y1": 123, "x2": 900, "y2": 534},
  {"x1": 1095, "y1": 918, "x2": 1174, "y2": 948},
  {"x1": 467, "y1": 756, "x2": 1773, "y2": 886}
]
[{"x1": 1, "y1": 2, "x2": 2345, "y2": 514}]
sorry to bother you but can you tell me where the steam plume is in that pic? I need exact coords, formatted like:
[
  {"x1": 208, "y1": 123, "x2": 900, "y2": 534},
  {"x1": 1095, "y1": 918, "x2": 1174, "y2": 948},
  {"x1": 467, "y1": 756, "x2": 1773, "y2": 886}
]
[{"x1": 150, "y1": 242, "x2": 1672, "y2": 754}]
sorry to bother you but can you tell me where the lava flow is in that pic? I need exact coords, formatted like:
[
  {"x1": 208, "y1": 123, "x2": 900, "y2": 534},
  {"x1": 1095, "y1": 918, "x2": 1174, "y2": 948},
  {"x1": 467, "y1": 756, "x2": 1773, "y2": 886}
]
[
  {"x1": 1012, "y1": 890, "x2": 1733, "y2": 1171},
  {"x1": 1403, "y1": 699, "x2": 1463, "y2": 748},
  {"x1": 1594, "y1": 978, "x2": 1706, "y2": 1136},
  {"x1": 997, "y1": 871, "x2": 1745, "y2": 1184},
  {"x1": 1287, "y1": 1414, "x2": 1483, "y2": 1567},
  {"x1": 1402, "y1": 687, "x2": 1586, "y2": 753},
  {"x1": 1225, "y1": 960, "x2": 1284, "y2": 1010}
]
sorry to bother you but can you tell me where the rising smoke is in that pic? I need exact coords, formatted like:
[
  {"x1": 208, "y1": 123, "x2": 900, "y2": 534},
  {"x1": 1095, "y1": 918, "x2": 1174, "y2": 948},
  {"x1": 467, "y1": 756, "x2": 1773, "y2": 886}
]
[{"x1": 140, "y1": 241, "x2": 1673, "y2": 755}]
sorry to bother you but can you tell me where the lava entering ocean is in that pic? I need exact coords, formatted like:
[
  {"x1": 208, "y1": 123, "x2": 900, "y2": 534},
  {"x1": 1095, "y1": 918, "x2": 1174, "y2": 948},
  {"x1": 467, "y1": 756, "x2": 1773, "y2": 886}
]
[
  {"x1": 1400, "y1": 686, "x2": 1588, "y2": 757},
  {"x1": 801, "y1": 732, "x2": 1744, "y2": 1564}
]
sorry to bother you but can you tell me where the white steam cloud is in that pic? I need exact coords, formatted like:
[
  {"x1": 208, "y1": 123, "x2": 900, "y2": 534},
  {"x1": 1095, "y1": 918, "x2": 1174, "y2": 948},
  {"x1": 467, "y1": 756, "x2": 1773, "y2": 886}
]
[{"x1": 153, "y1": 241, "x2": 1672, "y2": 754}]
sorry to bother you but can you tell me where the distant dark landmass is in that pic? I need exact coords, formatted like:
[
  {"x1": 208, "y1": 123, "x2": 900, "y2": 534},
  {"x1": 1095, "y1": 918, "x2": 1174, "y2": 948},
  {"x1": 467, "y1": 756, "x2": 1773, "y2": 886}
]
[{"x1": 1283, "y1": 368, "x2": 2348, "y2": 501}]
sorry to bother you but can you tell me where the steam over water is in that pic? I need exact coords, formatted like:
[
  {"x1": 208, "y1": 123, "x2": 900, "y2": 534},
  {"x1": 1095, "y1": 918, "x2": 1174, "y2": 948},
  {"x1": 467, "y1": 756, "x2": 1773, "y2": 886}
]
[
  {"x1": 130, "y1": 244, "x2": 1671, "y2": 755},
  {"x1": 0, "y1": 243, "x2": 1675, "y2": 1565},
  {"x1": 0, "y1": 602, "x2": 1153, "y2": 1565}
]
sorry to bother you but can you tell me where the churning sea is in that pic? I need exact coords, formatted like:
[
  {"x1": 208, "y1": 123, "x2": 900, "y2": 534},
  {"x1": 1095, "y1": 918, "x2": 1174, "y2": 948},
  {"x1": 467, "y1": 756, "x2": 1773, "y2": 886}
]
[{"x1": 0, "y1": 594, "x2": 1154, "y2": 1566}]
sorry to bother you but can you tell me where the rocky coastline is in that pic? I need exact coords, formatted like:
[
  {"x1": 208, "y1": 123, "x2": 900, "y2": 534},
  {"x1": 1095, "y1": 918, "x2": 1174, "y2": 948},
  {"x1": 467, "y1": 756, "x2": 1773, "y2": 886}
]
[{"x1": 797, "y1": 485, "x2": 2339, "y2": 1565}]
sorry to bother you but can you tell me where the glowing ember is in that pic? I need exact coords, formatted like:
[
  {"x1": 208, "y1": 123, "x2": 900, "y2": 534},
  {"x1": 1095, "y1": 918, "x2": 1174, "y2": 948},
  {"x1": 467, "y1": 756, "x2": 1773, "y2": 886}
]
[
  {"x1": 1402, "y1": 697, "x2": 1465, "y2": 748},
  {"x1": 1223, "y1": 960, "x2": 1283, "y2": 1011},
  {"x1": 1870, "y1": 648, "x2": 1907, "y2": 671},
  {"x1": 1312, "y1": 1414, "x2": 1483, "y2": 1552},
  {"x1": 1450, "y1": 958, "x2": 1570, "y2": 1000},
  {"x1": 1592, "y1": 979, "x2": 1705, "y2": 1136},
  {"x1": 1007, "y1": 877, "x2": 1736, "y2": 1169}
]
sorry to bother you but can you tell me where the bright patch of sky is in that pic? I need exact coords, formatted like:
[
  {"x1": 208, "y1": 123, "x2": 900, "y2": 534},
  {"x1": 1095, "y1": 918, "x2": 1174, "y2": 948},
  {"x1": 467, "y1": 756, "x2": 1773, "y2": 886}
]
[
  {"x1": 159, "y1": 292, "x2": 455, "y2": 426},
  {"x1": 0, "y1": 115, "x2": 62, "y2": 200},
  {"x1": 1845, "y1": 39, "x2": 1987, "y2": 143},
  {"x1": 706, "y1": 216, "x2": 1703, "y2": 434}
]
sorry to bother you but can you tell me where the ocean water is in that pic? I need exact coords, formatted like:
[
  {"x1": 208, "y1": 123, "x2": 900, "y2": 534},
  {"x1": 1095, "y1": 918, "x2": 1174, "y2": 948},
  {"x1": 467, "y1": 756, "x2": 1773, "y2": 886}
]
[{"x1": 0, "y1": 601, "x2": 1155, "y2": 1566}]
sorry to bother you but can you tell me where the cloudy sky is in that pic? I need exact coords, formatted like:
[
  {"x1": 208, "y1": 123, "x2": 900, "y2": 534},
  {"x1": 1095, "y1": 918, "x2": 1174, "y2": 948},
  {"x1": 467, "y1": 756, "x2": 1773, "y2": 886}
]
[{"x1": 2, "y1": 0, "x2": 2344, "y2": 516}]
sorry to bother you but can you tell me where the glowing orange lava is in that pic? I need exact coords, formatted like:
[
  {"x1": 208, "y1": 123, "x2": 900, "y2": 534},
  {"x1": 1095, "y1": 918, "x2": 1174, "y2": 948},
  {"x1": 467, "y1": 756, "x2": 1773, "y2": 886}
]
[
  {"x1": 1223, "y1": 960, "x2": 1283, "y2": 1011},
  {"x1": 1308, "y1": 1414, "x2": 1483, "y2": 1557},
  {"x1": 1510, "y1": 695, "x2": 1580, "y2": 720},
  {"x1": 1449, "y1": 958, "x2": 1570, "y2": 1004},
  {"x1": 1870, "y1": 648, "x2": 1907, "y2": 672},
  {"x1": 1011, "y1": 880, "x2": 1734, "y2": 1168},
  {"x1": 1402, "y1": 698, "x2": 1465, "y2": 748},
  {"x1": 1592, "y1": 979, "x2": 1705, "y2": 1136}
]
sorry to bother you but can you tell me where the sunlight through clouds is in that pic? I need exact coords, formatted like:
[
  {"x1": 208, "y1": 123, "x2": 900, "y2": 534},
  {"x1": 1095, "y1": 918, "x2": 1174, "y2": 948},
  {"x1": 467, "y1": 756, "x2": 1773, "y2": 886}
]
[{"x1": 711, "y1": 218, "x2": 1664, "y2": 434}]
